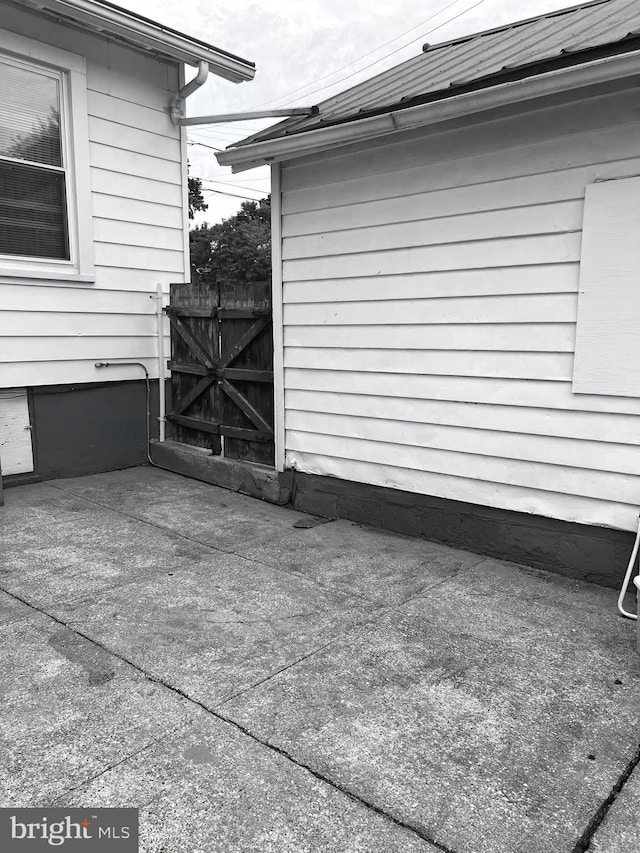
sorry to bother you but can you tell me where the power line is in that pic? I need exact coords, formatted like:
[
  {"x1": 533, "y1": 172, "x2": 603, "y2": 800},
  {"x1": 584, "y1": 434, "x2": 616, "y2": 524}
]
[
  {"x1": 274, "y1": 0, "x2": 488, "y2": 107},
  {"x1": 257, "y1": 0, "x2": 467, "y2": 109},
  {"x1": 202, "y1": 188, "x2": 265, "y2": 201},
  {"x1": 189, "y1": 125, "x2": 262, "y2": 140},
  {"x1": 187, "y1": 140, "x2": 223, "y2": 152},
  {"x1": 201, "y1": 178, "x2": 268, "y2": 194},
  {"x1": 200, "y1": 175, "x2": 270, "y2": 185}
]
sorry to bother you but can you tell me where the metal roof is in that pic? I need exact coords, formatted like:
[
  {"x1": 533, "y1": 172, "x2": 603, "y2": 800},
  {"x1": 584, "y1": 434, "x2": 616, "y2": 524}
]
[
  {"x1": 9, "y1": 0, "x2": 255, "y2": 82},
  {"x1": 237, "y1": 0, "x2": 640, "y2": 145}
]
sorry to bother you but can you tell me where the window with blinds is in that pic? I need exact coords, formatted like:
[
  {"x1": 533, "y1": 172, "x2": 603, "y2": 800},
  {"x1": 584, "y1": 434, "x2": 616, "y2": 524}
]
[{"x1": 0, "y1": 57, "x2": 70, "y2": 261}]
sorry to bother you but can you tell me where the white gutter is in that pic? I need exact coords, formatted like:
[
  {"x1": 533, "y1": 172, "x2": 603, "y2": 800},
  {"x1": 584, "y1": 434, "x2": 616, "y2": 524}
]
[
  {"x1": 217, "y1": 48, "x2": 640, "y2": 171},
  {"x1": 18, "y1": 0, "x2": 255, "y2": 82}
]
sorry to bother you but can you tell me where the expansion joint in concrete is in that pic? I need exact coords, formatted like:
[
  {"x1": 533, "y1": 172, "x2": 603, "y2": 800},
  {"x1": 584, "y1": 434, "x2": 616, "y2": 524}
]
[
  {"x1": 43, "y1": 482, "x2": 377, "y2": 608},
  {"x1": 53, "y1": 727, "x2": 184, "y2": 805},
  {"x1": 1, "y1": 584, "x2": 457, "y2": 853},
  {"x1": 571, "y1": 742, "x2": 640, "y2": 852}
]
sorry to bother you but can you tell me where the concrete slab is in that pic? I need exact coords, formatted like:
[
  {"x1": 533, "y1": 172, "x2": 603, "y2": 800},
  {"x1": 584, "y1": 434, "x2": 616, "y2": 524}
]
[
  {"x1": 0, "y1": 485, "x2": 217, "y2": 609},
  {"x1": 234, "y1": 518, "x2": 485, "y2": 604},
  {"x1": 59, "y1": 718, "x2": 438, "y2": 852},
  {"x1": 41, "y1": 468, "x2": 481, "y2": 606},
  {"x1": 590, "y1": 765, "x2": 640, "y2": 852},
  {"x1": 221, "y1": 558, "x2": 640, "y2": 853},
  {"x1": 0, "y1": 612, "x2": 202, "y2": 805},
  {"x1": 3, "y1": 467, "x2": 640, "y2": 852},
  {"x1": 56, "y1": 553, "x2": 376, "y2": 706},
  {"x1": 47, "y1": 467, "x2": 310, "y2": 554},
  {"x1": 0, "y1": 589, "x2": 32, "y2": 626}
]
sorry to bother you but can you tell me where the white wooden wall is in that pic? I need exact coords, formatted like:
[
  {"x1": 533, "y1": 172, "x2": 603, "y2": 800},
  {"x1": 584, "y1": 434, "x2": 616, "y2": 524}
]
[
  {"x1": 0, "y1": 389, "x2": 33, "y2": 474},
  {"x1": 279, "y1": 84, "x2": 640, "y2": 531},
  {"x1": 0, "y1": 5, "x2": 178, "y2": 388}
]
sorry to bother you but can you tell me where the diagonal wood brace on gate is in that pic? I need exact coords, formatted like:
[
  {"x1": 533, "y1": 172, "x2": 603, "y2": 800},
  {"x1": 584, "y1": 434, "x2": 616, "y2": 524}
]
[{"x1": 165, "y1": 305, "x2": 274, "y2": 444}]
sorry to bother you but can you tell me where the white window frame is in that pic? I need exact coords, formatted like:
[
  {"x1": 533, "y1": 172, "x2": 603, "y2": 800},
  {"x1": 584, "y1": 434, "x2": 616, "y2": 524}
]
[{"x1": 0, "y1": 30, "x2": 94, "y2": 283}]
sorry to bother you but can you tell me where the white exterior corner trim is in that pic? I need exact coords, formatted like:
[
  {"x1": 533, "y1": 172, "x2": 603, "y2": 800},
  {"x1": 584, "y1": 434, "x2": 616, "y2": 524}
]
[
  {"x1": 15, "y1": 0, "x2": 255, "y2": 80},
  {"x1": 217, "y1": 49, "x2": 640, "y2": 170},
  {"x1": 271, "y1": 163, "x2": 285, "y2": 472}
]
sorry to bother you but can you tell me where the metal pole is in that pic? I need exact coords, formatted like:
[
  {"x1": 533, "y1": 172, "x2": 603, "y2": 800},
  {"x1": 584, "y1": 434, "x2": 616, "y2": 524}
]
[{"x1": 156, "y1": 283, "x2": 166, "y2": 443}]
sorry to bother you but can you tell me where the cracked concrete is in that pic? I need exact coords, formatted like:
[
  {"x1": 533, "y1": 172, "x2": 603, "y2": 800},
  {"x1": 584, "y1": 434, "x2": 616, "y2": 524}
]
[{"x1": 1, "y1": 465, "x2": 640, "y2": 852}]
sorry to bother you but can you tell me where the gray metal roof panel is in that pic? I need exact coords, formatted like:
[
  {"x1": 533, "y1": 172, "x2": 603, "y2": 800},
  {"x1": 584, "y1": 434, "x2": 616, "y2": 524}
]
[{"x1": 238, "y1": 0, "x2": 640, "y2": 145}]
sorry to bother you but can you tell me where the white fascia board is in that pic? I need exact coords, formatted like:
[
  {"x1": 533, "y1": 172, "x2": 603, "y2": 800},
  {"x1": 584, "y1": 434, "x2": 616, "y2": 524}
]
[
  {"x1": 18, "y1": 0, "x2": 255, "y2": 81},
  {"x1": 217, "y1": 49, "x2": 640, "y2": 169}
]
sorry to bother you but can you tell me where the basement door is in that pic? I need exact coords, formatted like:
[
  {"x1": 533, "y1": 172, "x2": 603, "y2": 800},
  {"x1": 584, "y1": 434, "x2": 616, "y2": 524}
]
[{"x1": 0, "y1": 389, "x2": 34, "y2": 475}]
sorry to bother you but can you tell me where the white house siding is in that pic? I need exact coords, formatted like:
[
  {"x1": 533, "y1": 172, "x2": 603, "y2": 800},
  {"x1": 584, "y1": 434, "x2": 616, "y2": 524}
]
[
  {"x1": 279, "y1": 83, "x2": 640, "y2": 532},
  {"x1": 0, "y1": 4, "x2": 178, "y2": 388}
]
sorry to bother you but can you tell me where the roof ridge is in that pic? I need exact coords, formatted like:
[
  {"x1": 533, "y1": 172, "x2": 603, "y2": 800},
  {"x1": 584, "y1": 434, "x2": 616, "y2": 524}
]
[
  {"x1": 422, "y1": 0, "x2": 612, "y2": 53},
  {"x1": 230, "y1": 0, "x2": 640, "y2": 150}
]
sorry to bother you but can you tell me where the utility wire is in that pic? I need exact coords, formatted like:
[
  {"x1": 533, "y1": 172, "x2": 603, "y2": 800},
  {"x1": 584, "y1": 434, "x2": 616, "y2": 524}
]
[
  {"x1": 192, "y1": 0, "x2": 485, "y2": 204},
  {"x1": 274, "y1": 0, "x2": 488, "y2": 107},
  {"x1": 202, "y1": 188, "x2": 265, "y2": 201},
  {"x1": 188, "y1": 140, "x2": 223, "y2": 152},
  {"x1": 257, "y1": 0, "x2": 468, "y2": 109},
  {"x1": 201, "y1": 175, "x2": 270, "y2": 185},
  {"x1": 189, "y1": 126, "x2": 256, "y2": 141},
  {"x1": 189, "y1": 0, "x2": 485, "y2": 154},
  {"x1": 201, "y1": 178, "x2": 268, "y2": 194}
]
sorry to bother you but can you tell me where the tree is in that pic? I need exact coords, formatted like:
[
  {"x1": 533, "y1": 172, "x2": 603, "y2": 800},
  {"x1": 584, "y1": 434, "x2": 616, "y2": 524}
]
[
  {"x1": 7, "y1": 108, "x2": 61, "y2": 165},
  {"x1": 188, "y1": 175, "x2": 207, "y2": 220},
  {"x1": 189, "y1": 196, "x2": 271, "y2": 282}
]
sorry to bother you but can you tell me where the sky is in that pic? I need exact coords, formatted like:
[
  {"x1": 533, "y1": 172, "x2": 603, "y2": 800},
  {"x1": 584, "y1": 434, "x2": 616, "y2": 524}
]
[{"x1": 117, "y1": 0, "x2": 580, "y2": 225}]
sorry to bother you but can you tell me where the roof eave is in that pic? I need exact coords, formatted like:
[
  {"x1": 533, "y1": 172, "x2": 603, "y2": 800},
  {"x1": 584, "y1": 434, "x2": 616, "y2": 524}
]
[
  {"x1": 17, "y1": 0, "x2": 255, "y2": 81},
  {"x1": 217, "y1": 47, "x2": 640, "y2": 170}
]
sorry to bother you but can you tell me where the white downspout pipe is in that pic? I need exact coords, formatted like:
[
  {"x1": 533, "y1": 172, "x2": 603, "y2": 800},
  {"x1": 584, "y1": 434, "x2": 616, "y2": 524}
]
[
  {"x1": 155, "y1": 283, "x2": 166, "y2": 443},
  {"x1": 170, "y1": 60, "x2": 209, "y2": 124}
]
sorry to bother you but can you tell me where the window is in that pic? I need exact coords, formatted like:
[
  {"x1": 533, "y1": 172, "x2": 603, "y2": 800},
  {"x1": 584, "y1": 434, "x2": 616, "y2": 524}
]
[
  {"x1": 0, "y1": 58, "x2": 69, "y2": 261},
  {"x1": 0, "y1": 31, "x2": 93, "y2": 281}
]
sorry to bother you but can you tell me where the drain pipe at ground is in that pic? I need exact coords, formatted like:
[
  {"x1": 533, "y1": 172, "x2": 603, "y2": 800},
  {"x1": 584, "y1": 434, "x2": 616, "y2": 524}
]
[
  {"x1": 94, "y1": 361, "x2": 154, "y2": 465},
  {"x1": 94, "y1": 361, "x2": 179, "y2": 477},
  {"x1": 617, "y1": 512, "x2": 640, "y2": 621}
]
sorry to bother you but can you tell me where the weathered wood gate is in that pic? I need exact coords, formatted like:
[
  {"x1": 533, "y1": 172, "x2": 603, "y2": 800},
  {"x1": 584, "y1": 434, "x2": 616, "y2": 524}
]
[{"x1": 166, "y1": 279, "x2": 274, "y2": 466}]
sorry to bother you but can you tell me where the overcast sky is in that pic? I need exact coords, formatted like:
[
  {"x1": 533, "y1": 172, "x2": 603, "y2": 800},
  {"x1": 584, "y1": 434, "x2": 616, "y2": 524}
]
[{"x1": 118, "y1": 0, "x2": 578, "y2": 225}]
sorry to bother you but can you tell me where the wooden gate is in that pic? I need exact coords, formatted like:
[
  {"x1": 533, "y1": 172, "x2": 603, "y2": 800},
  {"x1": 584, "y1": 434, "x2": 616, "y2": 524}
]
[{"x1": 166, "y1": 279, "x2": 274, "y2": 465}]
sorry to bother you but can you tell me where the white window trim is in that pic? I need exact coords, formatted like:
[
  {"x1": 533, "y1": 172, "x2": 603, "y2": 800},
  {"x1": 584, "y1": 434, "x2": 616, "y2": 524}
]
[{"x1": 0, "y1": 29, "x2": 94, "y2": 283}]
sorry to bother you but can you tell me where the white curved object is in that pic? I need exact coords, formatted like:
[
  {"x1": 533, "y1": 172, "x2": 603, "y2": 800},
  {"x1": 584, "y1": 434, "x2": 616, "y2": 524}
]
[{"x1": 617, "y1": 514, "x2": 640, "y2": 621}]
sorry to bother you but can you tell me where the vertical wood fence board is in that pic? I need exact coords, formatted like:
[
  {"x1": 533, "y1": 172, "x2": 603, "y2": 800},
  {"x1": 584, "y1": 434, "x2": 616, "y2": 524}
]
[
  {"x1": 169, "y1": 280, "x2": 221, "y2": 453},
  {"x1": 219, "y1": 281, "x2": 274, "y2": 465}
]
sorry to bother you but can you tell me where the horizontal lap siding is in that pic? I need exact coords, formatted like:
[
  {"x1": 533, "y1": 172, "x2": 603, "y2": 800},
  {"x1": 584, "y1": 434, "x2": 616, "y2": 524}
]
[
  {"x1": 280, "y1": 86, "x2": 640, "y2": 530},
  {"x1": 1, "y1": 6, "x2": 182, "y2": 386}
]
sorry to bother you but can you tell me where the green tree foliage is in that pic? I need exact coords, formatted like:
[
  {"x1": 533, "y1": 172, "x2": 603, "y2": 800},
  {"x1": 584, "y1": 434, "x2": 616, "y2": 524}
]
[
  {"x1": 188, "y1": 175, "x2": 207, "y2": 220},
  {"x1": 189, "y1": 196, "x2": 271, "y2": 282}
]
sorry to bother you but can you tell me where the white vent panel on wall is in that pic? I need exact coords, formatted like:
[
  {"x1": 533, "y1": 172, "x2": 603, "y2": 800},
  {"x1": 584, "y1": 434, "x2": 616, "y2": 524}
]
[
  {"x1": 573, "y1": 176, "x2": 640, "y2": 397},
  {"x1": 0, "y1": 389, "x2": 34, "y2": 475}
]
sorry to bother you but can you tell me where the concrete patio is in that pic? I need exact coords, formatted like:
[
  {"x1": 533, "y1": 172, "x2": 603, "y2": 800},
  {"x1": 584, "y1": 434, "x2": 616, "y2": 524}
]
[{"x1": 1, "y1": 465, "x2": 639, "y2": 852}]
